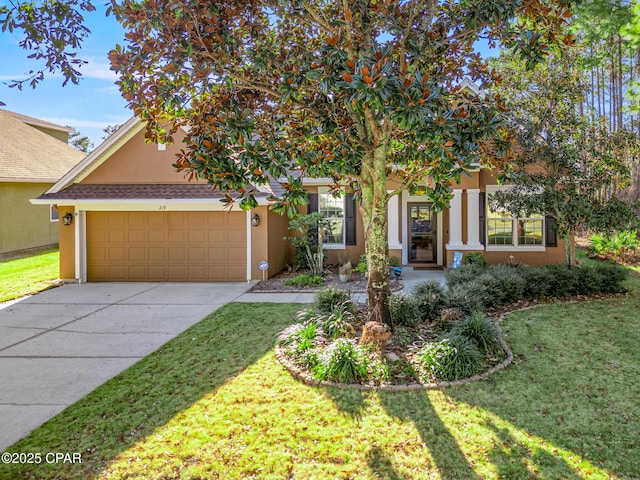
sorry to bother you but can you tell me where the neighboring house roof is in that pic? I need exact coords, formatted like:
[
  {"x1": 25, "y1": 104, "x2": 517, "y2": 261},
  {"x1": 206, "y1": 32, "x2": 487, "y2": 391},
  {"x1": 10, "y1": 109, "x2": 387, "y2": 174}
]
[
  {"x1": 0, "y1": 109, "x2": 85, "y2": 182},
  {"x1": 1, "y1": 109, "x2": 75, "y2": 133}
]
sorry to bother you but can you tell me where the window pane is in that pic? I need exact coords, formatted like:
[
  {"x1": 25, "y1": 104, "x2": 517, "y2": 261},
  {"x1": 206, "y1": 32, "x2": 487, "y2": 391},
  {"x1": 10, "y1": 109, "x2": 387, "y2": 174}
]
[
  {"x1": 319, "y1": 194, "x2": 344, "y2": 218},
  {"x1": 322, "y1": 219, "x2": 344, "y2": 244},
  {"x1": 487, "y1": 219, "x2": 513, "y2": 245},
  {"x1": 518, "y1": 219, "x2": 543, "y2": 245},
  {"x1": 487, "y1": 193, "x2": 512, "y2": 218}
]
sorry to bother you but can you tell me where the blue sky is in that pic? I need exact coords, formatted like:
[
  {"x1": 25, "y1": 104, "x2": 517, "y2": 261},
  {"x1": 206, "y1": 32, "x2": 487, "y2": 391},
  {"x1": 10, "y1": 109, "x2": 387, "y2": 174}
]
[
  {"x1": 0, "y1": 7, "x2": 498, "y2": 151},
  {"x1": 0, "y1": 4, "x2": 131, "y2": 149}
]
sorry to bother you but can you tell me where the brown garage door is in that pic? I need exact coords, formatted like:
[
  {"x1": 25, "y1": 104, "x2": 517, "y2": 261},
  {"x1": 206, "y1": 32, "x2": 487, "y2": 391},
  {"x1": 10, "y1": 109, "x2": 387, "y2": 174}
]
[{"x1": 86, "y1": 211, "x2": 246, "y2": 281}]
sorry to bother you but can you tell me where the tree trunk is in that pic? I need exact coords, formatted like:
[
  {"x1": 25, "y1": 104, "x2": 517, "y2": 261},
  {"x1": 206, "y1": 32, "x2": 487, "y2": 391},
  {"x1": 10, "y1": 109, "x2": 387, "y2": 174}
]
[
  {"x1": 563, "y1": 232, "x2": 576, "y2": 267},
  {"x1": 359, "y1": 147, "x2": 393, "y2": 330}
]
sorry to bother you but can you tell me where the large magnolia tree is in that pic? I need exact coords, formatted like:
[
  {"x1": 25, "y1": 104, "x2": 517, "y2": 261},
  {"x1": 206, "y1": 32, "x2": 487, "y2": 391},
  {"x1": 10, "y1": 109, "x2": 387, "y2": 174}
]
[{"x1": 109, "y1": 0, "x2": 574, "y2": 327}]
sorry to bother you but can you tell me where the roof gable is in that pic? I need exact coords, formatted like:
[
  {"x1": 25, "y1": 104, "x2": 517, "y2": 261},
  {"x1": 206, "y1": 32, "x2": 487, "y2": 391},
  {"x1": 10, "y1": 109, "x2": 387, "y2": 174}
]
[{"x1": 0, "y1": 110, "x2": 85, "y2": 182}]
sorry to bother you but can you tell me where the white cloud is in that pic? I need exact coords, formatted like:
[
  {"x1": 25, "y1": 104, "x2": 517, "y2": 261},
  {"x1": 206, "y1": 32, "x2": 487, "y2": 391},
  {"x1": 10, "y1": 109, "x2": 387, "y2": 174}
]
[
  {"x1": 78, "y1": 58, "x2": 119, "y2": 81},
  {"x1": 43, "y1": 115, "x2": 130, "y2": 130}
]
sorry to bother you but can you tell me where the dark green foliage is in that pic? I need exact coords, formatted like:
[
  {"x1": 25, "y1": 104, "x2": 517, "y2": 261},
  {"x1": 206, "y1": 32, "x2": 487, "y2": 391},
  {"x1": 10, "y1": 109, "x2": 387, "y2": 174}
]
[
  {"x1": 417, "y1": 335, "x2": 483, "y2": 382},
  {"x1": 542, "y1": 264, "x2": 580, "y2": 297},
  {"x1": 520, "y1": 266, "x2": 552, "y2": 298},
  {"x1": 446, "y1": 281, "x2": 488, "y2": 314},
  {"x1": 413, "y1": 280, "x2": 447, "y2": 321},
  {"x1": 579, "y1": 263, "x2": 629, "y2": 295},
  {"x1": 446, "y1": 264, "x2": 486, "y2": 287},
  {"x1": 316, "y1": 287, "x2": 355, "y2": 314},
  {"x1": 451, "y1": 312, "x2": 504, "y2": 356},
  {"x1": 314, "y1": 339, "x2": 369, "y2": 384},
  {"x1": 446, "y1": 262, "x2": 627, "y2": 308},
  {"x1": 389, "y1": 294, "x2": 421, "y2": 327},
  {"x1": 463, "y1": 251, "x2": 488, "y2": 268},
  {"x1": 284, "y1": 273, "x2": 323, "y2": 288},
  {"x1": 479, "y1": 265, "x2": 527, "y2": 307}
]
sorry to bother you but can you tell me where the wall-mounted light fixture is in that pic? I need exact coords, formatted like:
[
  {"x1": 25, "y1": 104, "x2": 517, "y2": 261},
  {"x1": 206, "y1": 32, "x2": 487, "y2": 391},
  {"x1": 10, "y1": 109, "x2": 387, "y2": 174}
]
[
  {"x1": 251, "y1": 213, "x2": 260, "y2": 227},
  {"x1": 62, "y1": 212, "x2": 73, "y2": 226}
]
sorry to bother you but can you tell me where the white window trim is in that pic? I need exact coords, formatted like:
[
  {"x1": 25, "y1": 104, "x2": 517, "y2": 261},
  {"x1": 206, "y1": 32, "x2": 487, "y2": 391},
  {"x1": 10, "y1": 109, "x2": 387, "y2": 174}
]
[
  {"x1": 485, "y1": 185, "x2": 545, "y2": 252},
  {"x1": 318, "y1": 187, "x2": 346, "y2": 248},
  {"x1": 50, "y1": 205, "x2": 59, "y2": 222}
]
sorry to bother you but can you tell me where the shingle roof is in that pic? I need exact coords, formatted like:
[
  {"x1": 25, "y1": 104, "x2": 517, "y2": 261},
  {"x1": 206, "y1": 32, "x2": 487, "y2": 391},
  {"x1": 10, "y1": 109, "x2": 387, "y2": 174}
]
[
  {"x1": 1, "y1": 109, "x2": 75, "y2": 133},
  {"x1": 0, "y1": 110, "x2": 85, "y2": 181},
  {"x1": 37, "y1": 183, "x2": 273, "y2": 201}
]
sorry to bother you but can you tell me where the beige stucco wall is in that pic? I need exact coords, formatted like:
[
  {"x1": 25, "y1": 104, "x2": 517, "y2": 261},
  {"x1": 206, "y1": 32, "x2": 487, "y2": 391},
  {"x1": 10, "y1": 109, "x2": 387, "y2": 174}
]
[
  {"x1": 82, "y1": 129, "x2": 202, "y2": 184},
  {"x1": 0, "y1": 182, "x2": 58, "y2": 254},
  {"x1": 56, "y1": 205, "x2": 76, "y2": 280}
]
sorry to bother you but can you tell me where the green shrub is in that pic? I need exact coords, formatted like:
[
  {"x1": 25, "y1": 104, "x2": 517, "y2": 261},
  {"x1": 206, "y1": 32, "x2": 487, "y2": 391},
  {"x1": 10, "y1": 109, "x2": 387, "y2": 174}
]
[
  {"x1": 388, "y1": 256, "x2": 402, "y2": 268},
  {"x1": 463, "y1": 251, "x2": 488, "y2": 268},
  {"x1": 480, "y1": 265, "x2": 527, "y2": 307},
  {"x1": 314, "y1": 339, "x2": 370, "y2": 383},
  {"x1": 321, "y1": 302, "x2": 356, "y2": 339},
  {"x1": 413, "y1": 280, "x2": 446, "y2": 321},
  {"x1": 389, "y1": 293, "x2": 421, "y2": 327},
  {"x1": 542, "y1": 264, "x2": 580, "y2": 297},
  {"x1": 354, "y1": 254, "x2": 368, "y2": 274},
  {"x1": 520, "y1": 266, "x2": 552, "y2": 298},
  {"x1": 446, "y1": 264, "x2": 486, "y2": 287},
  {"x1": 581, "y1": 263, "x2": 628, "y2": 294},
  {"x1": 590, "y1": 230, "x2": 640, "y2": 257},
  {"x1": 451, "y1": 312, "x2": 503, "y2": 356},
  {"x1": 284, "y1": 273, "x2": 323, "y2": 288},
  {"x1": 445, "y1": 281, "x2": 487, "y2": 314},
  {"x1": 416, "y1": 334, "x2": 482, "y2": 382},
  {"x1": 315, "y1": 286, "x2": 355, "y2": 314}
]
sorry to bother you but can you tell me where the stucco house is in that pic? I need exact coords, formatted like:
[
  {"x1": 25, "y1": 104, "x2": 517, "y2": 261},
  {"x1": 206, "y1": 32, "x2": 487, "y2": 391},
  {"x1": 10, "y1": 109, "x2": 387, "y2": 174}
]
[
  {"x1": 32, "y1": 114, "x2": 565, "y2": 283},
  {"x1": 0, "y1": 109, "x2": 85, "y2": 256}
]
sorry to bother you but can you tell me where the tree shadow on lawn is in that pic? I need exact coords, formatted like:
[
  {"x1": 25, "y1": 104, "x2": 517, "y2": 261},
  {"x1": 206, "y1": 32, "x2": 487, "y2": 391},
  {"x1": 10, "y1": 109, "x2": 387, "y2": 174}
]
[
  {"x1": 0, "y1": 303, "x2": 300, "y2": 480},
  {"x1": 377, "y1": 389, "x2": 483, "y2": 480},
  {"x1": 445, "y1": 298, "x2": 640, "y2": 479}
]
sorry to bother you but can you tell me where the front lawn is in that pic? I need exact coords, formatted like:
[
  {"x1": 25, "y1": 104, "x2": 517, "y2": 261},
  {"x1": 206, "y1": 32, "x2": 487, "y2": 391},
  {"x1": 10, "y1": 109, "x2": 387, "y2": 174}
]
[
  {"x1": 2, "y1": 273, "x2": 639, "y2": 479},
  {"x1": 0, "y1": 247, "x2": 59, "y2": 302}
]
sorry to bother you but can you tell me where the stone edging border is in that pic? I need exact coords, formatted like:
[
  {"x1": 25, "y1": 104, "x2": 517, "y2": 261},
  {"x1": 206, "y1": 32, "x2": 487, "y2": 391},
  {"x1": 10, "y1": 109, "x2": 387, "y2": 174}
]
[{"x1": 274, "y1": 312, "x2": 515, "y2": 391}]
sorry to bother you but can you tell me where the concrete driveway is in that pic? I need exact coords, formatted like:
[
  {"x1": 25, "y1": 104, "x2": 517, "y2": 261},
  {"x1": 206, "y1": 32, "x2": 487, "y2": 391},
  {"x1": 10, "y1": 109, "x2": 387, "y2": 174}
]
[{"x1": 0, "y1": 282, "x2": 252, "y2": 451}]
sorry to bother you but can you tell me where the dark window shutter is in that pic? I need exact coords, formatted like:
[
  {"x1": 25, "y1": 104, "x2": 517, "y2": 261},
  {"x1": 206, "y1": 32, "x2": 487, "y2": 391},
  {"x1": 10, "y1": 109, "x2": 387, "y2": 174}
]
[
  {"x1": 545, "y1": 215, "x2": 557, "y2": 247},
  {"x1": 307, "y1": 193, "x2": 318, "y2": 214},
  {"x1": 345, "y1": 193, "x2": 357, "y2": 245},
  {"x1": 479, "y1": 192, "x2": 486, "y2": 246}
]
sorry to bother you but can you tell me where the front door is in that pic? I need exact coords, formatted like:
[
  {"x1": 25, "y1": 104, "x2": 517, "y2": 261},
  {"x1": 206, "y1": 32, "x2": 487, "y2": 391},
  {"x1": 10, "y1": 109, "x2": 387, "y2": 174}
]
[{"x1": 408, "y1": 203, "x2": 437, "y2": 263}]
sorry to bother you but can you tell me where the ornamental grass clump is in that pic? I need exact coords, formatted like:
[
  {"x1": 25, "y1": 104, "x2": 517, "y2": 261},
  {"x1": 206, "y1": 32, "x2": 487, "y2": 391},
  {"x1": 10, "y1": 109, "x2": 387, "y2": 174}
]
[
  {"x1": 316, "y1": 286, "x2": 355, "y2": 314},
  {"x1": 416, "y1": 334, "x2": 482, "y2": 382},
  {"x1": 450, "y1": 311, "x2": 504, "y2": 356},
  {"x1": 320, "y1": 302, "x2": 356, "y2": 340},
  {"x1": 313, "y1": 338, "x2": 370, "y2": 384}
]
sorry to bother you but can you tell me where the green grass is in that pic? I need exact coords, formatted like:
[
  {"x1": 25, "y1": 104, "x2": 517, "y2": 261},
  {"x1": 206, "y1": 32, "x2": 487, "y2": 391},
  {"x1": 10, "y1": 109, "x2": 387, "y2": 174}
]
[
  {"x1": 0, "y1": 247, "x2": 59, "y2": 302},
  {"x1": 2, "y1": 273, "x2": 640, "y2": 479}
]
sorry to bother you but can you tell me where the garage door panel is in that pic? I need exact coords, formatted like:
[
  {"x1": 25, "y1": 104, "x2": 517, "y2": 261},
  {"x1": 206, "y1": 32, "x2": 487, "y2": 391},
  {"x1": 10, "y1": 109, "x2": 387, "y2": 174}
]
[
  {"x1": 168, "y1": 230, "x2": 185, "y2": 243},
  {"x1": 87, "y1": 211, "x2": 246, "y2": 281},
  {"x1": 109, "y1": 247, "x2": 127, "y2": 261},
  {"x1": 148, "y1": 247, "x2": 166, "y2": 261},
  {"x1": 128, "y1": 247, "x2": 147, "y2": 261},
  {"x1": 129, "y1": 229, "x2": 146, "y2": 243},
  {"x1": 188, "y1": 230, "x2": 206, "y2": 242},
  {"x1": 228, "y1": 230, "x2": 245, "y2": 243}
]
